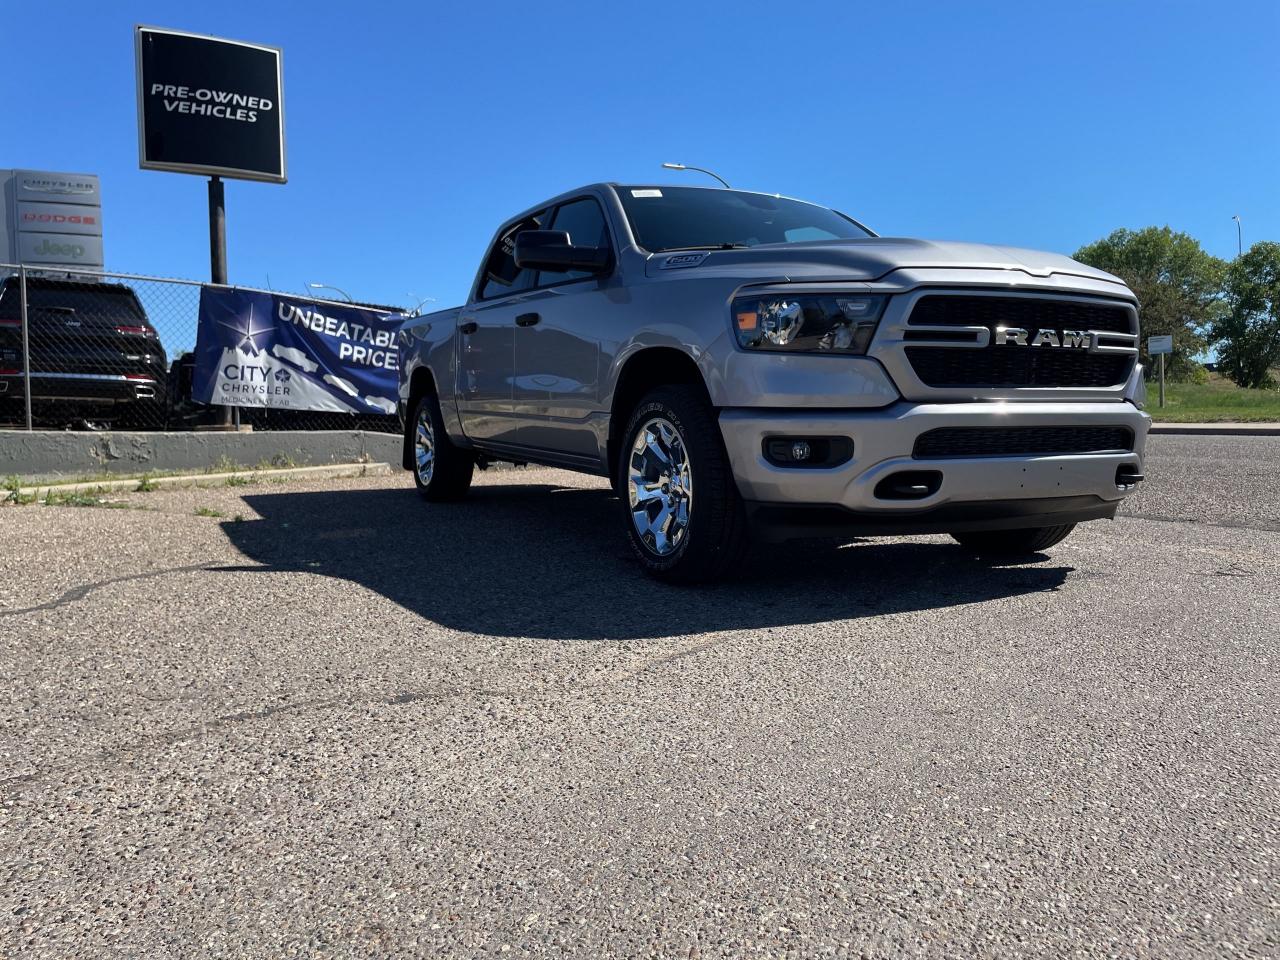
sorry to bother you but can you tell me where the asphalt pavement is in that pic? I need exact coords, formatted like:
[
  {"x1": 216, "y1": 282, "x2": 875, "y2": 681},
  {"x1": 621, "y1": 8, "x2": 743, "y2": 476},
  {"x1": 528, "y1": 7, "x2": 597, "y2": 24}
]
[{"x1": 1, "y1": 435, "x2": 1276, "y2": 958}]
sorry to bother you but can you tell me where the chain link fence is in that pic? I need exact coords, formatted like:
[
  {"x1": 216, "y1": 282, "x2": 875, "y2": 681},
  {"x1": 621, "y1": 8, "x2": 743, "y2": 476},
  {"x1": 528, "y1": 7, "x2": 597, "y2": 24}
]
[{"x1": 0, "y1": 263, "x2": 402, "y2": 434}]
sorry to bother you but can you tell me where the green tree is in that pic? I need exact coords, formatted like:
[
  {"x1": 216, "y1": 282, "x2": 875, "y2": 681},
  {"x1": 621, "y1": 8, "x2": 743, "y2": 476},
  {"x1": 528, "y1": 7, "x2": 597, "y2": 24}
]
[
  {"x1": 1212, "y1": 241, "x2": 1280, "y2": 389},
  {"x1": 1073, "y1": 227, "x2": 1226, "y2": 381}
]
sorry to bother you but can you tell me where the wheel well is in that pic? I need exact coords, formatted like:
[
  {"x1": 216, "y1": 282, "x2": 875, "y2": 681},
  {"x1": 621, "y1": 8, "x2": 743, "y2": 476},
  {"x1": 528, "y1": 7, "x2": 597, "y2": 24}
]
[
  {"x1": 402, "y1": 367, "x2": 438, "y2": 470},
  {"x1": 607, "y1": 348, "x2": 710, "y2": 482}
]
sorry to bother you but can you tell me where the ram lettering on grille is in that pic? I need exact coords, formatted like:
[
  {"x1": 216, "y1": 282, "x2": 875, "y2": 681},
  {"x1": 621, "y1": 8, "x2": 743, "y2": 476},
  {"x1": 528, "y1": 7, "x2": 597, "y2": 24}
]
[{"x1": 993, "y1": 328, "x2": 1093, "y2": 349}]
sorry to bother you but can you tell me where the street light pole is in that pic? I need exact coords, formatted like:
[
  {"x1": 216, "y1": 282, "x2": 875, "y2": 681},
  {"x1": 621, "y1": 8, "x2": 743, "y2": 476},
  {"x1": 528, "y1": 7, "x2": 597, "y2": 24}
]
[
  {"x1": 661, "y1": 162, "x2": 731, "y2": 189},
  {"x1": 1231, "y1": 215, "x2": 1242, "y2": 258},
  {"x1": 409, "y1": 293, "x2": 437, "y2": 315},
  {"x1": 308, "y1": 282, "x2": 353, "y2": 302}
]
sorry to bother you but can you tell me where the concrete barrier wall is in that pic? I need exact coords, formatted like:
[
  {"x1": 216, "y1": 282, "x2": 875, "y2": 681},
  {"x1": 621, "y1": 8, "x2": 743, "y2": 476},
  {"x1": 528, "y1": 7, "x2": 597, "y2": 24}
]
[{"x1": 0, "y1": 430, "x2": 402, "y2": 482}]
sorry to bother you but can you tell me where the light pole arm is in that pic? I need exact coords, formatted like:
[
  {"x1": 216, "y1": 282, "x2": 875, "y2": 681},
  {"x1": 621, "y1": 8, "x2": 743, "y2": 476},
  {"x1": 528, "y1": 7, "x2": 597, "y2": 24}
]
[
  {"x1": 661, "y1": 162, "x2": 731, "y2": 189},
  {"x1": 309, "y1": 283, "x2": 353, "y2": 302}
]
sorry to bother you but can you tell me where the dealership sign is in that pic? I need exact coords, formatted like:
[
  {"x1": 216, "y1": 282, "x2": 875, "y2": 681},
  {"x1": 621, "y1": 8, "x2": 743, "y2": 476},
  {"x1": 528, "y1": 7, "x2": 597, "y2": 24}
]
[
  {"x1": 0, "y1": 169, "x2": 105, "y2": 269},
  {"x1": 135, "y1": 26, "x2": 286, "y2": 183},
  {"x1": 193, "y1": 287, "x2": 399, "y2": 414}
]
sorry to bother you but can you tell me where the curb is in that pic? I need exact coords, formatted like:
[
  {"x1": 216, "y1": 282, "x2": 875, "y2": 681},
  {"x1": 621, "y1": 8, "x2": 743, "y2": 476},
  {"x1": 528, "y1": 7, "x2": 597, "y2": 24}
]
[
  {"x1": 1149, "y1": 423, "x2": 1280, "y2": 436},
  {"x1": 16, "y1": 461, "x2": 392, "y2": 498}
]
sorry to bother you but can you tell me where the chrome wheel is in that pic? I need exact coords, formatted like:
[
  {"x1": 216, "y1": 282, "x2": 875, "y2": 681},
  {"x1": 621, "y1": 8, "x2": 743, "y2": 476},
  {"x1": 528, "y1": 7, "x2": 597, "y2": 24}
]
[
  {"x1": 414, "y1": 403, "x2": 435, "y2": 486},
  {"x1": 628, "y1": 417, "x2": 693, "y2": 557}
]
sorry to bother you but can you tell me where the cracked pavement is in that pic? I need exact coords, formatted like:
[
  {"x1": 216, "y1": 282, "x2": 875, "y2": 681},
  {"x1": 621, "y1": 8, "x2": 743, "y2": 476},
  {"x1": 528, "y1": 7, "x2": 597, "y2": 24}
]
[{"x1": 1, "y1": 434, "x2": 1277, "y2": 958}]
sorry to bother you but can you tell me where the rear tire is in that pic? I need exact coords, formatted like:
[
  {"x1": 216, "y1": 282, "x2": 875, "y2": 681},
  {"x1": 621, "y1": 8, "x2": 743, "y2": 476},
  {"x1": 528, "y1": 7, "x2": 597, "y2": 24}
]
[
  {"x1": 409, "y1": 390, "x2": 474, "y2": 501},
  {"x1": 619, "y1": 385, "x2": 749, "y2": 583},
  {"x1": 950, "y1": 523, "x2": 1076, "y2": 556}
]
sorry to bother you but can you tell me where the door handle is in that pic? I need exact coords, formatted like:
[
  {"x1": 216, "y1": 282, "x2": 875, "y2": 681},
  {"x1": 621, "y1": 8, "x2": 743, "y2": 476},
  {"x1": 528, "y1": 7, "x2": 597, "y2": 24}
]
[
  {"x1": 515, "y1": 312, "x2": 541, "y2": 327},
  {"x1": 459, "y1": 320, "x2": 478, "y2": 334}
]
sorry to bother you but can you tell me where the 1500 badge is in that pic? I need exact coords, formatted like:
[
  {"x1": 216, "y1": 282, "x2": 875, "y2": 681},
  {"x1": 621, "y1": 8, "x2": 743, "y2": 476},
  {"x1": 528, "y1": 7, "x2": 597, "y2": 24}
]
[{"x1": 660, "y1": 252, "x2": 709, "y2": 269}]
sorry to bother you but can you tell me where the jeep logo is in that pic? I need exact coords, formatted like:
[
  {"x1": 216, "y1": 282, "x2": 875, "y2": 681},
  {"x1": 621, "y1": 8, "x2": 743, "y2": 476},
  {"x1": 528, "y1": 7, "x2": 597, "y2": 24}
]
[
  {"x1": 33, "y1": 238, "x2": 87, "y2": 259},
  {"x1": 995, "y1": 327, "x2": 1091, "y2": 349}
]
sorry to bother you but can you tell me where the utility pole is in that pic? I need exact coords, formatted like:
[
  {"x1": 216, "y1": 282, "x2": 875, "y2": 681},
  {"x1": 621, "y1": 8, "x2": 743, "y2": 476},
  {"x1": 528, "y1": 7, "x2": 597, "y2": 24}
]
[{"x1": 1232, "y1": 215, "x2": 1242, "y2": 258}]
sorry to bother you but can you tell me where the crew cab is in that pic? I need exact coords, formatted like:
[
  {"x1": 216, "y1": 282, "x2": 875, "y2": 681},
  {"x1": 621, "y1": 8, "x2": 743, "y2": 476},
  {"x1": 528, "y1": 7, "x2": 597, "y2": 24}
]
[{"x1": 398, "y1": 184, "x2": 1149, "y2": 582}]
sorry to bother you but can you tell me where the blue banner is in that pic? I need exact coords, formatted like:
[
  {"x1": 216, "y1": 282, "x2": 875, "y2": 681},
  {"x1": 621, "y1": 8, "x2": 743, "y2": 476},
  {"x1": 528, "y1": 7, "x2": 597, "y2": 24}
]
[{"x1": 193, "y1": 287, "x2": 400, "y2": 414}]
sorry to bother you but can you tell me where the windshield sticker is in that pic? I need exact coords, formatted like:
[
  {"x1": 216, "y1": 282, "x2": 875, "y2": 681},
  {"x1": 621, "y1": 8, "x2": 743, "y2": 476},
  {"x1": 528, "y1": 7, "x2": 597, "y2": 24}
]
[{"x1": 631, "y1": 189, "x2": 663, "y2": 198}]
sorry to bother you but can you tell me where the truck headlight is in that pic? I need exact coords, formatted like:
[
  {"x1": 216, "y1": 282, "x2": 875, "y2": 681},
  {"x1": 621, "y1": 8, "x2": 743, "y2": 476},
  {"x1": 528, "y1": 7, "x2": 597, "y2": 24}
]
[{"x1": 733, "y1": 294, "x2": 887, "y2": 354}]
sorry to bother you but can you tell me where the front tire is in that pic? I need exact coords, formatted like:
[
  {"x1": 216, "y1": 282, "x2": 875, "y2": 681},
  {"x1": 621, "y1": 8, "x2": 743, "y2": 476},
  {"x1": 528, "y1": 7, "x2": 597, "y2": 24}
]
[
  {"x1": 619, "y1": 385, "x2": 748, "y2": 583},
  {"x1": 409, "y1": 390, "x2": 474, "y2": 501},
  {"x1": 950, "y1": 523, "x2": 1076, "y2": 556}
]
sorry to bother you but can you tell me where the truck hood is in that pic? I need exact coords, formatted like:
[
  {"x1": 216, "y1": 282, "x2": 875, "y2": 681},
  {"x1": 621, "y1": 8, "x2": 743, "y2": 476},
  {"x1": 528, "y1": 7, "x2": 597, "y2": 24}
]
[{"x1": 645, "y1": 237, "x2": 1124, "y2": 286}]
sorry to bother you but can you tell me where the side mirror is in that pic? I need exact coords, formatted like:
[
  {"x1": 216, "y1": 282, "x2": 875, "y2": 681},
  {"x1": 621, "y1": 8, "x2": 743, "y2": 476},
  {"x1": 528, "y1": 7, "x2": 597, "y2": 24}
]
[{"x1": 514, "y1": 230, "x2": 610, "y2": 274}]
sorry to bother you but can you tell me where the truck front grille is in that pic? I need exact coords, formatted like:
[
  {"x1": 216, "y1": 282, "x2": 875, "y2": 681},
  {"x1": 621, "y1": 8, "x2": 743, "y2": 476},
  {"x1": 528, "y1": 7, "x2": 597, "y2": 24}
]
[
  {"x1": 903, "y1": 294, "x2": 1137, "y2": 389},
  {"x1": 913, "y1": 425, "x2": 1135, "y2": 460}
]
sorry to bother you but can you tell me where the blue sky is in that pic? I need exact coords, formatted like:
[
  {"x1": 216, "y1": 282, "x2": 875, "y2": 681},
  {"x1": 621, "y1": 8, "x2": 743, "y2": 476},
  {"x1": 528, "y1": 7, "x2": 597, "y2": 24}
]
[{"x1": 8, "y1": 1, "x2": 1278, "y2": 310}]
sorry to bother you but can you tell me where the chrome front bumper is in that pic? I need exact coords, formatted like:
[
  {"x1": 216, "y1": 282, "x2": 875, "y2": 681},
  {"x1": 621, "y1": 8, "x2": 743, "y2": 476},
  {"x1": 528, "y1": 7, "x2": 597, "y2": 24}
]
[{"x1": 719, "y1": 401, "x2": 1150, "y2": 518}]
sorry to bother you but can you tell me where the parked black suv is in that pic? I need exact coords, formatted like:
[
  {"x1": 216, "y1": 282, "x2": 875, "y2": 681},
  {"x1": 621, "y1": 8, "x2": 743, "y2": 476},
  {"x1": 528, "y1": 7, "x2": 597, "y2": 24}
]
[{"x1": 0, "y1": 276, "x2": 169, "y2": 428}]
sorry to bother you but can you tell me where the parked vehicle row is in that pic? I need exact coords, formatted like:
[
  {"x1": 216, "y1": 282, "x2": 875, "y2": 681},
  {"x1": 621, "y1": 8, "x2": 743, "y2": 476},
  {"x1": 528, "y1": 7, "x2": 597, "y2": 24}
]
[{"x1": 0, "y1": 276, "x2": 168, "y2": 428}]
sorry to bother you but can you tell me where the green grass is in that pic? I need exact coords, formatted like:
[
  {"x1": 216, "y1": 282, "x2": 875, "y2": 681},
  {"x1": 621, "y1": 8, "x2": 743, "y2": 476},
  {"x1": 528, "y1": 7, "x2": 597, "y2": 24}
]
[
  {"x1": 194, "y1": 506, "x2": 225, "y2": 518},
  {"x1": 1147, "y1": 376, "x2": 1280, "y2": 422},
  {"x1": 255, "y1": 453, "x2": 300, "y2": 471},
  {"x1": 3, "y1": 475, "x2": 35, "y2": 505},
  {"x1": 209, "y1": 455, "x2": 243, "y2": 474},
  {"x1": 37, "y1": 489, "x2": 134, "y2": 508}
]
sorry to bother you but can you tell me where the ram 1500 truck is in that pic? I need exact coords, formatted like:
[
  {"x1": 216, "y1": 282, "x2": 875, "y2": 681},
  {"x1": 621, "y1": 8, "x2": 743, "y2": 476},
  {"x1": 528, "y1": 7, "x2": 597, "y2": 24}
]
[{"x1": 398, "y1": 184, "x2": 1149, "y2": 582}]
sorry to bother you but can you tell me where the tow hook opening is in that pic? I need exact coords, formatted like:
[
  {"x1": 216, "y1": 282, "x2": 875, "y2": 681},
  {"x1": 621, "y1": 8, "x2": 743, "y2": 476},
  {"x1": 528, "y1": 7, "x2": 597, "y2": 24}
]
[
  {"x1": 874, "y1": 470, "x2": 943, "y2": 501},
  {"x1": 1116, "y1": 464, "x2": 1145, "y2": 489}
]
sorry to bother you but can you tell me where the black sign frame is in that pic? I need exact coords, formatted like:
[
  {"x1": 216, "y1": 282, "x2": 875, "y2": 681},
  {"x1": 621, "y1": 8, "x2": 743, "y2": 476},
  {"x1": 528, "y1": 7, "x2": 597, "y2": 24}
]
[{"x1": 135, "y1": 25, "x2": 287, "y2": 184}]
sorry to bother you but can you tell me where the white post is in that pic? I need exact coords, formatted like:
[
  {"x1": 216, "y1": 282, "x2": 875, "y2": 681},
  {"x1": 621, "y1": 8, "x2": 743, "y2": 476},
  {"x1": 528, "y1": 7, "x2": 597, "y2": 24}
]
[{"x1": 1159, "y1": 353, "x2": 1166, "y2": 408}]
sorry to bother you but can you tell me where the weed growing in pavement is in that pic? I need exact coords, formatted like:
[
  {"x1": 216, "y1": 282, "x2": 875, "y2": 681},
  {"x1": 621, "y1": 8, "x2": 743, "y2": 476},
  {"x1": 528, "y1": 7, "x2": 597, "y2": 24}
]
[
  {"x1": 255, "y1": 453, "x2": 300, "y2": 470},
  {"x1": 208, "y1": 455, "x2": 244, "y2": 474},
  {"x1": 3, "y1": 476, "x2": 36, "y2": 505},
  {"x1": 194, "y1": 506, "x2": 225, "y2": 518},
  {"x1": 136, "y1": 474, "x2": 159, "y2": 492},
  {"x1": 39, "y1": 488, "x2": 112, "y2": 507},
  {"x1": 224, "y1": 473, "x2": 254, "y2": 487},
  {"x1": 233, "y1": 513, "x2": 246, "y2": 522}
]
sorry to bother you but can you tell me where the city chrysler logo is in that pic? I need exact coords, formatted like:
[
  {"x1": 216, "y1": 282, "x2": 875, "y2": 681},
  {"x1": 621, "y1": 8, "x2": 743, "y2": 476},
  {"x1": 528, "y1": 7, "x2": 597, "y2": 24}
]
[{"x1": 995, "y1": 327, "x2": 1092, "y2": 349}]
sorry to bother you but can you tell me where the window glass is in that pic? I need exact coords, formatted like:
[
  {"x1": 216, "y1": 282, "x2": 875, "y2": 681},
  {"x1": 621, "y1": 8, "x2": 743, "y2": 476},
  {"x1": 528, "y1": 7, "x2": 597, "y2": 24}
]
[
  {"x1": 480, "y1": 211, "x2": 545, "y2": 300},
  {"x1": 538, "y1": 198, "x2": 611, "y2": 285},
  {"x1": 617, "y1": 186, "x2": 872, "y2": 252},
  {"x1": 784, "y1": 225, "x2": 844, "y2": 243},
  {"x1": 0, "y1": 280, "x2": 146, "y2": 322}
]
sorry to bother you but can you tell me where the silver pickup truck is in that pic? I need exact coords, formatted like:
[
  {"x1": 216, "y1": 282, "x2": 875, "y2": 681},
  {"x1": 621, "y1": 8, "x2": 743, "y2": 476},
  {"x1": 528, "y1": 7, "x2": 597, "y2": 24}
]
[{"x1": 398, "y1": 183, "x2": 1149, "y2": 582}]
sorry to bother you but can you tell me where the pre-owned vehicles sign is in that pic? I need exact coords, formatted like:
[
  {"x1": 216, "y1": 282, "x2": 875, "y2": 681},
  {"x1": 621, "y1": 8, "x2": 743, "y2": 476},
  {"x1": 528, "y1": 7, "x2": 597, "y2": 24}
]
[{"x1": 134, "y1": 26, "x2": 286, "y2": 183}]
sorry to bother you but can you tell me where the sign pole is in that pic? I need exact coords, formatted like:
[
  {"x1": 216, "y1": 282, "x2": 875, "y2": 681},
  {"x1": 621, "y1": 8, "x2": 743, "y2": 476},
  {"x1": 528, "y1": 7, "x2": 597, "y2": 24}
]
[
  {"x1": 1159, "y1": 353, "x2": 1165, "y2": 408},
  {"x1": 207, "y1": 176, "x2": 237, "y2": 427},
  {"x1": 208, "y1": 175, "x2": 226, "y2": 285}
]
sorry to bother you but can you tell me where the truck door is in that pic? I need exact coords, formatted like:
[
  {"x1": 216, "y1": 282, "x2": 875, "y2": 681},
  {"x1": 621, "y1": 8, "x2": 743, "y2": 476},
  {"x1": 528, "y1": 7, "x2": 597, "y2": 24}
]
[
  {"x1": 511, "y1": 196, "x2": 612, "y2": 463},
  {"x1": 456, "y1": 212, "x2": 545, "y2": 445}
]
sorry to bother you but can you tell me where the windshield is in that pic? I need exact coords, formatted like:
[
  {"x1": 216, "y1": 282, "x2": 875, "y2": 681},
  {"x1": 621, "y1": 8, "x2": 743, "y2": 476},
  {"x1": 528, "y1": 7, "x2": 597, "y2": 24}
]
[{"x1": 617, "y1": 186, "x2": 873, "y2": 252}]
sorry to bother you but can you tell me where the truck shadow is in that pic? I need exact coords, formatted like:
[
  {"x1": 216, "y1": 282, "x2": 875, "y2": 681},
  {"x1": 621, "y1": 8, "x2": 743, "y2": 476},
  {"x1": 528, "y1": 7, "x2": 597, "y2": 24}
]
[{"x1": 218, "y1": 481, "x2": 1074, "y2": 641}]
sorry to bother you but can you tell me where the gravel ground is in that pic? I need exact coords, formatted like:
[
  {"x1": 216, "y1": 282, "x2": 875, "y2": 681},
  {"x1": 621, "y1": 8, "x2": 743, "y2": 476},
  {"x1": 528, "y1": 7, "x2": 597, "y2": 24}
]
[{"x1": 1, "y1": 435, "x2": 1276, "y2": 958}]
